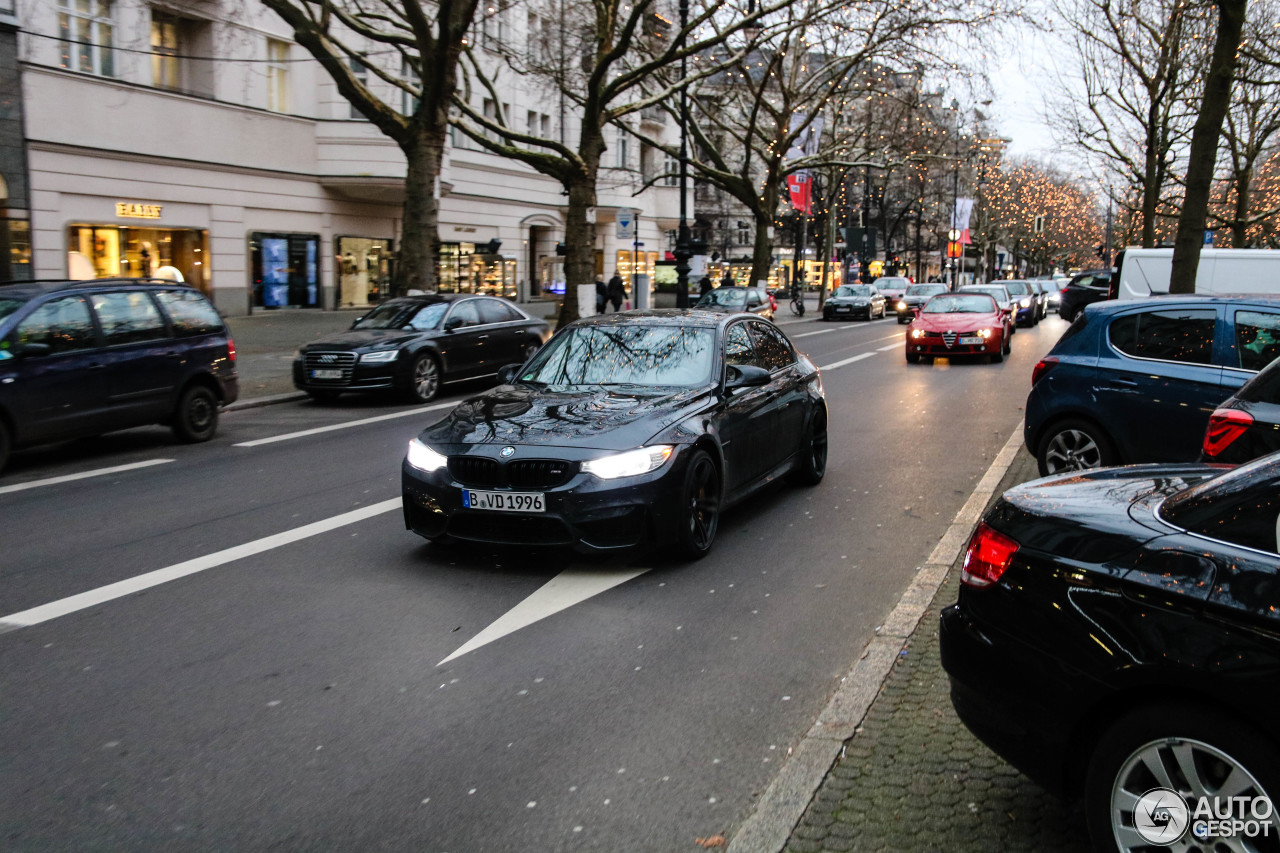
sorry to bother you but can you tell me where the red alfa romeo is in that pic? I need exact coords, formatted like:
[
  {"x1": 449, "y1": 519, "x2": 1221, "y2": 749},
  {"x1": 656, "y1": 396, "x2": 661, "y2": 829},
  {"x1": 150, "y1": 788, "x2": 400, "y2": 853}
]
[{"x1": 905, "y1": 292, "x2": 1012, "y2": 364}]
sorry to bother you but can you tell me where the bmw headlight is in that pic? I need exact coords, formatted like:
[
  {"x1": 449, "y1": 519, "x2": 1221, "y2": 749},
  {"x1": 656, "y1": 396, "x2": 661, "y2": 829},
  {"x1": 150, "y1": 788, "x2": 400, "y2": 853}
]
[
  {"x1": 406, "y1": 438, "x2": 448, "y2": 472},
  {"x1": 361, "y1": 349, "x2": 400, "y2": 363},
  {"x1": 581, "y1": 445, "x2": 674, "y2": 480}
]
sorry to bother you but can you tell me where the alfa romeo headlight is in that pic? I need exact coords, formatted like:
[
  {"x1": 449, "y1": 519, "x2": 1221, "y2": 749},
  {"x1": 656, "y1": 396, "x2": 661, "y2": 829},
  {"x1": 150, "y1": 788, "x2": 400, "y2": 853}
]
[
  {"x1": 361, "y1": 350, "x2": 400, "y2": 363},
  {"x1": 911, "y1": 328, "x2": 926, "y2": 339},
  {"x1": 977, "y1": 328, "x2": 992, "y2": 338},
  {"x1": 406, "y1": 438, "x2": 448, "y2": 472},
  {"x1": 582, "y1": 445, "x2": 674, "y2": 480}
]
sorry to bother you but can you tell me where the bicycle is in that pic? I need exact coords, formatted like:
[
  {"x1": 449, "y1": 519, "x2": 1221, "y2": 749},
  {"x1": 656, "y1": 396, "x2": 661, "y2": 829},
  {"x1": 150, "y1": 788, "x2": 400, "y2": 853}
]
[{"x1": 789, "y1": 289, "x2": 805, "y2": 316}]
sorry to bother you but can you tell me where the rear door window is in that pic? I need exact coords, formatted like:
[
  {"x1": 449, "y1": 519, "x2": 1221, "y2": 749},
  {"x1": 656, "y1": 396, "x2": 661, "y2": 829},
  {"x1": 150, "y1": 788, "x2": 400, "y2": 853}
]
[
  {"x1": 446, "y1": 300, "x2": 481, "y2": 328},
  {"x1": 92, "y1": 291, "x2": 170, "y2": 345},
  {"x1": 13, "y1": 296, "x2": 97, "y2": 353},
  {"x1": 1108, "y1": 309, "x2": 1216, "y2": 365},
  {"x1": 1233, "y1": 310, "x2": 1280, "y2": 372},
  {"x1": 476, "y1": 298, "x2": 521, "y2": 324}
]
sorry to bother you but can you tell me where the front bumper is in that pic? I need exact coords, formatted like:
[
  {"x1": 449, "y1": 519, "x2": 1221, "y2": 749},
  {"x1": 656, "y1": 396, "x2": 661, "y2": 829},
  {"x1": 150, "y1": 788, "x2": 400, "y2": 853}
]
[
  {"x1": 824, "y1": 303, "x2": 873, "y2": 320},
  {"x1": 292, "y1": 357, "x2": 403, "y2": 393},
  {"x1": 906, "y1": 335, "x2": 1000, "y2": 357},
  {"x1": 401, "y1": 444, "x2": 696, "y2": 552}
]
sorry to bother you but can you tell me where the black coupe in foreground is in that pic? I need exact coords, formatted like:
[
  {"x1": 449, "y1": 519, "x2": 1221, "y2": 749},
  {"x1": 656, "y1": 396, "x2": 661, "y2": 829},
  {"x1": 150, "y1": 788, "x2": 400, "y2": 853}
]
[
  {"x1": 401, "y1": 310, "x2": 827, "y2": 558},
  {"x1": 293, "y1": 295, "x2": 550, "y2": 403},
  {"x1": 941, "y1": 454, "x2": 1280, "y2": 852}
]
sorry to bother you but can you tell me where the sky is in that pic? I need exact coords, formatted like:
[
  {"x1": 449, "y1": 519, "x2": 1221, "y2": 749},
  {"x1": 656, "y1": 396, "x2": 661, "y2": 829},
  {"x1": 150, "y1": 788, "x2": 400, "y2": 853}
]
[{"x1": 982, "y1": 17, "x2": 1070, "y2": 163}]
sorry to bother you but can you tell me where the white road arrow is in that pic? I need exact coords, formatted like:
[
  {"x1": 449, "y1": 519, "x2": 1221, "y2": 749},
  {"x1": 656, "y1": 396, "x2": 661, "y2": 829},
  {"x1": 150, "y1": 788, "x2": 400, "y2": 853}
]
[{"x1": 439, "y1": 568, "x2": 650, "y2": 665}]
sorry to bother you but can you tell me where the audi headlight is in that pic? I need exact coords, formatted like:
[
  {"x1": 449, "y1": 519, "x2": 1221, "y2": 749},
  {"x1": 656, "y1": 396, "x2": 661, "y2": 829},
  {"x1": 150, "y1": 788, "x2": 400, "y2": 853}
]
[
  {"x1": 911, "y1": 328, "x2": 926, "y2": 339},
  {"x1": 1019, "y1": 298, "x2": 1031, "y2": 308},
  {"x1": 406, "y1": 438, "x2": 448, "y2": 472},
  {"x1": 581, "y1": 445, "x2": 674, "y2": 480},
  {"x1": 361, "y1": 349, "x2": 400, "y2": 363},
  {"x1": 896, "y1": 301, "x2": 907, "y2": 311}
]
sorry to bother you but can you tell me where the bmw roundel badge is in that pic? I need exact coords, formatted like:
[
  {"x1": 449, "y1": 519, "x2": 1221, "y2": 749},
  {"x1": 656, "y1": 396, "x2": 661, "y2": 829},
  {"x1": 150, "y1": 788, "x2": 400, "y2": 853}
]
[{"x1": 500, "y1": 446, "x2": 516, "y2": 457}]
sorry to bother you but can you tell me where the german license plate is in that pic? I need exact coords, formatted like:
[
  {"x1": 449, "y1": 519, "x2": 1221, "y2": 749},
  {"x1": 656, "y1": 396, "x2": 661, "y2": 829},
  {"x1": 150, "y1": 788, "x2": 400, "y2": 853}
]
[
  {"x1": 959, "y1": 336, "x2": 984, "y2": 345},
  {"x1": 311, "y1": 369, "x2": 344, "y2": 379},
  {"x1": 463, "y1": 489, "x2": 546, "y2": 513},
  {"x1": 836, "y1": 306, "x2": 850, "y2": 311}
]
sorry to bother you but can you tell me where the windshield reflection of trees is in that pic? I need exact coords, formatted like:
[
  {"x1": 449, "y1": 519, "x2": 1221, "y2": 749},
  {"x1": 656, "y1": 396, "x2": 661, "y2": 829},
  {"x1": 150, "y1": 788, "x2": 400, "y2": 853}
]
[
  {"x1": 527, "y1": 326, "x2": 714, "y2": 388},
  {"x1": 924, "y1": 296, "x2": 993, "y2": 314}
]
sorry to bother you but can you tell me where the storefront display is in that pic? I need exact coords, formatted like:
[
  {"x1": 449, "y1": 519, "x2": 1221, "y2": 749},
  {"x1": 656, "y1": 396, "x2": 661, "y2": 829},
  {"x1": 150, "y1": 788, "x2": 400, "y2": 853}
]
[
  {"x1": 336, "y1": 236, "x2": 393, "y2": 307},
  {"x1": 251, "y1": 232, "x2": 319, "y2": 308},
  {"x1": 67, "y1": 224, "x2": 210, "y2": 293},
  {"x1": 438, "y1": 242, "x2": 516, "y2": 299}
]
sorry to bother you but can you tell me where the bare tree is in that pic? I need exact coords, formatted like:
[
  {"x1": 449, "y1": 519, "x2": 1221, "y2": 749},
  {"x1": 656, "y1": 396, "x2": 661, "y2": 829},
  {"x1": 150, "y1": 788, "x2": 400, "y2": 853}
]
[{"x1": 261, "y1": 0, "x2": 482, "y2": 294}]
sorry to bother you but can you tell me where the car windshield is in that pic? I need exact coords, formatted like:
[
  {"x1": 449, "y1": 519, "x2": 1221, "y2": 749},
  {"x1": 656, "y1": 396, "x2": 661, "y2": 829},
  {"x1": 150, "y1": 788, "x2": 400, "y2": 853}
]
[
  {"x1": 875, "y1": 278, "x2": 906, "y2": 288},
  {"x1": 0, "y1": 297, "x2": 23, "y2": 323},
  {"x1": 906, "y1": 285, "x2": 946, "y2": 297},
  {"x1": 923, "y1": 294, "x2": 997, "y2": 314},
  {"x1": 697, "y1": 289, "x2": 746, "y2": 308},
  {"x1": 835, "y1": 286, "x2": 871, "y2": 297},
  {"x1": 963, "y1": 288, "x2": 1009, "y2": 306},
  {"x1": 1003, "y1": 281, "x2": 1031, "y2": 295},
  {"x1": 521, "y1": 324, "x2": 716, "y2": 388},
  {"x1": 353, "y1": 301, "x2": 446, "y2": 330}
]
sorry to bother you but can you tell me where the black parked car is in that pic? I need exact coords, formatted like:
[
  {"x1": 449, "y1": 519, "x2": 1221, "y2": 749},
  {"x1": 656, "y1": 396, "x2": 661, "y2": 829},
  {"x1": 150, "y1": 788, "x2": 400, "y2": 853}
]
[
  {"x1": 0, "y1": 279, "x2": 238, "y2": 473},
  {"x1": 822, "y1": 283, "x2": 886, "y2": 321},
  {"x1": 894, "y1": 283, "x2": 948, "y2": 323},
  {"x1": 1057, "y1": 268, "x2": 1111, "y2": 321},
  {"x1": 694, "y1": 285, "x2": 775, "y2": 320},
  {"x1": 293, "y1": 295, "x2": 550, "y2": 403},
  {"x1": 1203, "y1": 345, "x2": 1280, "y2": 462},
  {"x1": 1026, "y1": 295, "x2": 1280, "y2": 475},
  {"x1": 942, "y1": 453, "x2": 1280, "y2": 852},
  {"x1": 401, "y1": 310, "x2": 827, "y2": 558}
]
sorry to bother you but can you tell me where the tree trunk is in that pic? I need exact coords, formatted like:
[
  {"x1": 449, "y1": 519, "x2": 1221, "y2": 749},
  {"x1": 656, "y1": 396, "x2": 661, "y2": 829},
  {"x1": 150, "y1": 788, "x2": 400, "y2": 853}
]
[
  {"x1": 1142, "y1": 104, "x2": 1161, "y2": 248},
  {"x1": 396, "y1": 129, "x2": 445, "y2": 296},
  {"x1": 1170, "y1": 0, "x2": 1248, "y2": 294},
  {"x1": 557, "y1": 176, "x2": 599, "y2": 329},
  {"x1": 749, "y1": 184, "x2": 781, "y2": 287},
  {"x1": 1232, "y1": 166, "x2": 1253, "y2": 247}
]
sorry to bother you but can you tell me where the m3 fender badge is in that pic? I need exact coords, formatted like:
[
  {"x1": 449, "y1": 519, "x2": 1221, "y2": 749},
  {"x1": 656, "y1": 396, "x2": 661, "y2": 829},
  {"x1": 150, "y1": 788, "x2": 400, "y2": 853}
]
[{"x1": 500, "y1": 446, "x2": 516, "y2": 457}]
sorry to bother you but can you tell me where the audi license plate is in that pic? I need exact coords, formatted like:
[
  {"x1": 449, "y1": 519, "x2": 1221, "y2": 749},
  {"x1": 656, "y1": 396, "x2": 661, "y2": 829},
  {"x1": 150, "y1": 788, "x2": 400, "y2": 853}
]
[
  {"x1": 959, "y1": 336, "x2": 984, "y2": 345},
  {"x1": 463, "y1": 489, "x2": 546, "y2": 513},
  {"x1": 311, "y1": 369, "x2": 344, "y2": 379},
  {"x1": 836, "y1": 306, "x2": 850, "y2": 311}
]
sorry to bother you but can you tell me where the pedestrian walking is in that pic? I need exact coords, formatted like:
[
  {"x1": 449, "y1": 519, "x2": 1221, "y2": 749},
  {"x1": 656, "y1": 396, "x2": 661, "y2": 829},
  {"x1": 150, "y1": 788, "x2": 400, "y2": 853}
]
[
  {"x1": 719, "y1": 271, "x2": 734, "y2": 289},
  {"x1": 699, "y1": 275, "x2": 713, "y2": 298},
  {"x1": 607, "y1": 272, "x2": 625, "y2": 312}
]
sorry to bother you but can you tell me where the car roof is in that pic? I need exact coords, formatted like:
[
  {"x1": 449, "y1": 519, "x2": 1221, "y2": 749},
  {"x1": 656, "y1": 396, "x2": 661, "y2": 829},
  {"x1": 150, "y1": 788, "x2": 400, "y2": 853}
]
[
  {"x1": 0, "y1": 278, "x2": 205, "y2": 300},
  {"x1": 1089, "y1": 294, "x2": 1280, "y2": 314}
]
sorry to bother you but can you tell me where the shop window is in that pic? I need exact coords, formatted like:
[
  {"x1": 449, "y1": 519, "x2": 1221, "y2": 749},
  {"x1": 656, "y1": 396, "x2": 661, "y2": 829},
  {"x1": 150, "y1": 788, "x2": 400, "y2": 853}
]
[
  {"x1": 336, "y1": 236, "x2": 393, "y2": 307},
  {"x1": 252, "y1": 232, "x2": 319, "y2": 308},
  {"x1": 67, "y1": 225, "x2": 210, "y2": 293},
  {"x1": 266, "y1": 38, "x2": 290, "y2": 112},
  {"x1": 59, "y1": 0, "x2": 114, "y2": 77}
]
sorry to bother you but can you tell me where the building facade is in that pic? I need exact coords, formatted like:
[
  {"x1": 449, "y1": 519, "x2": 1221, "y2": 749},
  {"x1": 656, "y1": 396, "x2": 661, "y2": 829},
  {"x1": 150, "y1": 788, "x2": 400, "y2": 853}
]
[{"x1": 17, "y1": 0, "x2": 682, "y2": 316}]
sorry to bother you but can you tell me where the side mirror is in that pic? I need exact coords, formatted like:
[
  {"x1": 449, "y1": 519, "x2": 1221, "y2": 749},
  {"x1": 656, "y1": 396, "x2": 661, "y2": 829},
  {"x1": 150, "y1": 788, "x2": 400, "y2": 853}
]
[
  {"x1": 911, "y1": 307, "x2": 921, "y2": 318},
  {"x1": 724, "y1": 364, "x2": 771, "y2": 392},
  {"x1": 350, "y1": 316, "x2": 364, "y2": 329},
  {"x1": 497, "y1": 364, "x2": 521, "y2": 385},
  {"x1": 17, "y1": 342, "x2": 52, "y2": 358},
  {"x1": 444, "y1": 317, "x2": 463, "y2": 331}
]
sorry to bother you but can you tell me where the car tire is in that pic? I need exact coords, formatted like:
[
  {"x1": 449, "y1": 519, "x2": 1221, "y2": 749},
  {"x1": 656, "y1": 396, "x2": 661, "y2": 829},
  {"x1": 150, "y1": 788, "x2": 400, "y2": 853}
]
[
  {"x1": 0, "y1": 419, "x2": 9, "y2": 474},
  {"x1": 898, "y1": 315, "x2": 909, "y2": 325},
  {"x1": 1037, "y1": 418, "x2": 1115, "y2": 476},
  {"x1": 990, "y1": 350, "x2": 1003, "y2": 364},
  {"x1": 172, "y1": 385, "x2": 219, "y2": 443},
  {"x1": 1002, "y1": 334, "x2": 1011, "y2": 355},
  {"x1": 306, "y1": 390, "x2": 341, "y2": 403},
  {"x1": 674, "y1": 449, "x2": 720, "y2": 560},
  {"x1": 788, "y1": 410, "x2": 827, "y2": 486},
  {"x1": 906, "y1": 353, "x2": 920, "y2": 364},
  {"x1": 406, "y1": 353, "x2": 441, "y2": 403},
  {"x1": 1084, "y1": 704, "x2": 1280, "y2": 853}
]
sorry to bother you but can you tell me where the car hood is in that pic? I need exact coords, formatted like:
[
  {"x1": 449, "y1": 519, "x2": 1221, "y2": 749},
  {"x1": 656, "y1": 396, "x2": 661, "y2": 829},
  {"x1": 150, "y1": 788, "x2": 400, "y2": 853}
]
[
  {"x1": 418, "y1": 383, "x2": 713, "y2": 450},
  {"x1": 300, "y1": 329, "x2": 423, "y2": 351},
  {"x1": 984, "y1": 464, "x2": 1221, "y2": 562},
  {"x1": 911, "y1": 312, "x2": 1001, "y2": 332}
]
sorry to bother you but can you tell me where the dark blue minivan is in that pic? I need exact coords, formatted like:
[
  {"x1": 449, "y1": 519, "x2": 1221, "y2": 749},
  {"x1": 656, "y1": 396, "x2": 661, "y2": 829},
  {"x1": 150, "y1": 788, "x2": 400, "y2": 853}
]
[
  {"x1": 1025, "y1": 295, "x2": 1280, "y2": 475},
  {"x1": 0, "y1": 279, "x2": 238, "y2": 473}
]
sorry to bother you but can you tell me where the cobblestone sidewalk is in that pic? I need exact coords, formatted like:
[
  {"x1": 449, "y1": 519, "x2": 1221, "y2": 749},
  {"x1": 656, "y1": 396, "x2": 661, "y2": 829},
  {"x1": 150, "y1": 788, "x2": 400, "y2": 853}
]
[{"x1": 782, "y1": 451, "x2": 1093, "y2": 853}]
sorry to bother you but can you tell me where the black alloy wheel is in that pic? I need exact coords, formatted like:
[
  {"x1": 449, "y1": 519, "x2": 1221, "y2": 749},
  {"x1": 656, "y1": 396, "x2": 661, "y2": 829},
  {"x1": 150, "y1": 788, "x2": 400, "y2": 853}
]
[
  {"x1": 676, "y1": 449, "x2": 721, "y2": 560},
  {"x1": 172, "y1": 386, "x2": 218, "y2": 443},
  {"x1": 1037, "y1": 418, "x2": 1114, "y2": 476},
  {"x1": 407, "y1": 353, "x2": 441, "y2": 403},
  {"x1": 788, "y1": 412, "x2": 828, "y2": 486}
]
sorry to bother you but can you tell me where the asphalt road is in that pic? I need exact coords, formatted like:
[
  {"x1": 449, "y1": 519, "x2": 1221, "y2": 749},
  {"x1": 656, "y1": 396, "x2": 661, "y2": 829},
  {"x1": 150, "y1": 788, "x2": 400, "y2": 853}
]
[{"x1": 0, "y1": 312, "x2": 1066, "y2": 852}]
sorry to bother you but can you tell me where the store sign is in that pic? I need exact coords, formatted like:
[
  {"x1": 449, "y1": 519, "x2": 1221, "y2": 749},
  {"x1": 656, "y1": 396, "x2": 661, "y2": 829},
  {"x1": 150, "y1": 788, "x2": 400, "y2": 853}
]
[{"x1": 116, "y1": 202, "x2": 163, "y2": 219}]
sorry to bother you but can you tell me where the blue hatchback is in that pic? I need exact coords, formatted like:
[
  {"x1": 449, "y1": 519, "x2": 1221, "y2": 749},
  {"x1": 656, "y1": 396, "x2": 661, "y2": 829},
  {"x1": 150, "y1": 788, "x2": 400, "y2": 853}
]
[{"x1": 1025, "y1": 295, "x2": 1280, "y2": 475}]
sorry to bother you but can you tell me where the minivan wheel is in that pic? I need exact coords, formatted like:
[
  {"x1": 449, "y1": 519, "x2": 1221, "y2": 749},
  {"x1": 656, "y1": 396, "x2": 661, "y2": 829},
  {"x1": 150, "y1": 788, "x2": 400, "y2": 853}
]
[
  {"x1": 1037, "y1": 418, "x2": 1114, "y2": 476},
  {"x1": 1084, "y1": 704, "x2": 1280, "y2": 853},
  {"x1": 172, "y1": 386, "x2": 219, "y2": 443}
]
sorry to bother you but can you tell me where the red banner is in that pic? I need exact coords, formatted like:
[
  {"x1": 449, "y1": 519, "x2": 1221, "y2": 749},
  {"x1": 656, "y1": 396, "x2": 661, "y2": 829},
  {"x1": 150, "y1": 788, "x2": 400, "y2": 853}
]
[{"x1": 787, "y1": 173, "x2": 812, "y2": 214}]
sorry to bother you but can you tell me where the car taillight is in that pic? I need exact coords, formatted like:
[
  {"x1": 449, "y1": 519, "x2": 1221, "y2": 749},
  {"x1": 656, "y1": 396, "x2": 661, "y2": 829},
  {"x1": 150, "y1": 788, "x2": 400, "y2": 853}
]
[
  {"x1": 227, "y1": 337, "x2": 237, "y2": 363},
  {"x1": 961, "y1": 522, "x2": 1020, "y2": 589},
  {"x1": 1203, "y1": 407, "x2": 1253, "y2": 458},
  {"x1": 1031, "y1": 356, "x2": 1058, "y2": 386}
]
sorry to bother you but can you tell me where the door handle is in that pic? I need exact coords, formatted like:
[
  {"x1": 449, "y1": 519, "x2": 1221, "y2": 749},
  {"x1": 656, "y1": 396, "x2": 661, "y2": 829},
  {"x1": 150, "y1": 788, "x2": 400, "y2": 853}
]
[
  {"x1": 88, "y1": 363, "x2": 106, "y2": 370},
  {"x1": 478, "y1": 335, "x2": 490, "y2": 340},
  {"x1": 1104, "y1": 378, "x2": 1139, "y2": 388}
]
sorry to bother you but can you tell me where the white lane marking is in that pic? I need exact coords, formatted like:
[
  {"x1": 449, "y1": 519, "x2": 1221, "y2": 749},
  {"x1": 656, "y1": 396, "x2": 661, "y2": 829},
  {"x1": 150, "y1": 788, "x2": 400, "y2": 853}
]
[
  {"x1": 876, "y1": 343, "x2": 901, "y2": 352},
  {"x1": 818, "y1": 352, "x2": 876, "y2": 371},
  {"x1": 0, "y1": 459, "x2": 174, "y2": 496},
  {"x1": 439, "y1": 568, "x2": 651, "y2": 665},
  {"x1": 234, "y1": 402, "x2": 454, "y2": 447},
  {"x1": 0, "y1": 498, "x2": 401, "y2": 631},
  {"x1": 791, "y1": 328, "x2": 835, "y2": 339}
]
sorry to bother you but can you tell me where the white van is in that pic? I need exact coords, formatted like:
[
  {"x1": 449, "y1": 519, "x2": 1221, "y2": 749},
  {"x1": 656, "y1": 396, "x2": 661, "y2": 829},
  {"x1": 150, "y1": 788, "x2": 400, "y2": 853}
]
[{"x1": 1113, "y1": 247, "x2": 1280, "y2": 300}]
